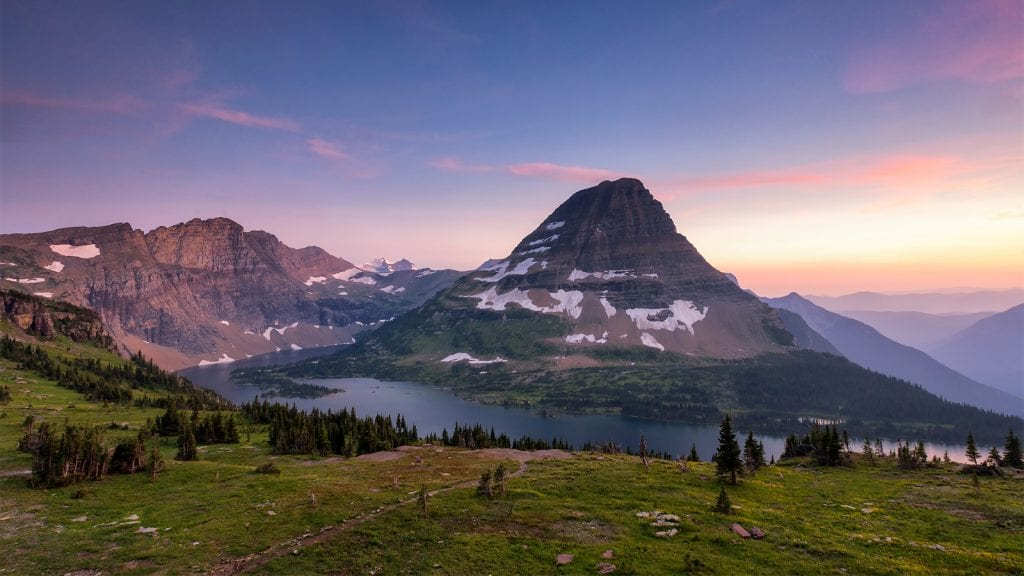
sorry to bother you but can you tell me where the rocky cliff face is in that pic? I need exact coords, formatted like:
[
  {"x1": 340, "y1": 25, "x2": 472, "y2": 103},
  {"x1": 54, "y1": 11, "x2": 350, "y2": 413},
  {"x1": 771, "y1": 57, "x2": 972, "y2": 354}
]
[
  {"x1": 444, "y1": 178, "x2": 792, "y2": 358},
  {"x1": 2, "y1": 289, "x2": 114, "y2": 350},
  {"x1": 0, "y1": 219, "x2": 463, "y2": 368}
]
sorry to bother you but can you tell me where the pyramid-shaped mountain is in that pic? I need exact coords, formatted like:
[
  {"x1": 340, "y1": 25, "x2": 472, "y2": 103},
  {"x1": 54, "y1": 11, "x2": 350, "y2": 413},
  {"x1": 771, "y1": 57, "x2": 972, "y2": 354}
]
[{"x1": 445, "y1": 178, "x2": 791, "y2": 358}]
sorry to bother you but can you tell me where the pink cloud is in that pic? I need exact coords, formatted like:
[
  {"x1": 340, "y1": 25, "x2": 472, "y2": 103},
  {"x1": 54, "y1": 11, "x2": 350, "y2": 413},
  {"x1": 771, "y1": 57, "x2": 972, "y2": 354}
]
[
  {"x1": 1, "y1": 90, "x2": 145, "y2": 114},
  {"x1": 428, "y1": 156, "x2": 492, "y2": 173},
  {"x1": 844, "y1": 0, "x2": 1023, "y2": 93},
  {"x1": 181, "y1": 102, "x2": 299, "y2": 132},
  {"x1": 505, "y1": 162, "x2": 621, "y2": 183},
  {"x1": 663, "y1": 153, "x2": 965, "y2": 198},
  {"x1": 307, "y1": 138, "x2": 350, "y2": 161}
]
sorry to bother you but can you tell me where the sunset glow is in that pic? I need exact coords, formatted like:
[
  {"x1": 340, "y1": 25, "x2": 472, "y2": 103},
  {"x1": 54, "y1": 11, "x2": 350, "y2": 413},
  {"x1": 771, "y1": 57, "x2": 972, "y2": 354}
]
[{"x1": 2, "y1": 1, "x2": 1021, "y2": 296}]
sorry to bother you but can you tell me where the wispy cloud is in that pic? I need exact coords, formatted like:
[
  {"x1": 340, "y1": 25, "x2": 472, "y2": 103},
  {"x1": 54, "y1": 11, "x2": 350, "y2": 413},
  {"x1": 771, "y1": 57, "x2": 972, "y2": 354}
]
[
  {"x1": 1, "y1": 90, "x2": 145, "y2": 114},
  {"x1": 307, "y1": 138, "x2": 350, "y2": 161},
  {"x1": 428, "y1": 156, "x2": 492, "y2": 173},
  {"x1": 844, "y1": 0, "x2": 1023, "y2": 93},
  {"x1": 428, "y1": 156, "x2": 623, "y2": 184},
  {"x1": 505, "y1": 162, "x2": 622, "y2": 183},
  {"x1": 181, "y1": 102, "x2": 300, "y2": 132}
]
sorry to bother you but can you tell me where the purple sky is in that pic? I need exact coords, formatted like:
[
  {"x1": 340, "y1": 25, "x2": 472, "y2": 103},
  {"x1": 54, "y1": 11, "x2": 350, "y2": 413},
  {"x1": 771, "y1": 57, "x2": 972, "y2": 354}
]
[{"x1": 2, "y1": 1, "x2": 1021, "y2": 295}]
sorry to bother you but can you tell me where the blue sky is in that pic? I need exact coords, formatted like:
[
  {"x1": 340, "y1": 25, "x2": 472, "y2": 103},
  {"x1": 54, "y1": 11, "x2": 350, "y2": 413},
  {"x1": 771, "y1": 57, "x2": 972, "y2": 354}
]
[{"x1": 2, "y1": 1, "x2": 1021, "y2": 294}]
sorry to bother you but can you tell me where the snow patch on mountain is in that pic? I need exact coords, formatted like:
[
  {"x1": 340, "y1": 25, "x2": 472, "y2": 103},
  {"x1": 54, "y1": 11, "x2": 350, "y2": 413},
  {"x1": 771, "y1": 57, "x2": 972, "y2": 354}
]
[
  {"x1": 626, "y1": 301, "x2": 708, "y2": 335},
  {"x1": 304, "y1": 276, "x2": 327, "y2": 286},
  {"x1": 478, "y1": 258, "x2": 541, "y2": 283},
  {"x1": 545, "y1": 221, "x2": 565, "y2": 230},
  {"x1": 569, "y1": 269, "x2": 633, "y2": 282},
  {"x1": 349, "y1": 276, "x2": 377, "y2": 285},
  {"x1": 528, "y1": 234, "x2": 559, "y2": 246},
  {"x1": 599, "y1": 297, "x2": 617, "y2": 318},
  {"x1": 360, "y1": 257, "x2": 416, "y2": 275},
  {"x1": 565, "y1": 332, "x2": 608, "y2": 344},
  {"x1": 380, "y1": 285, "x2": 406, "y2": 294},
  {"x1": 416, "y1": 269, "x2": 437, "y2": 277},
  {"x1": 441, "y1": 352, "x2": 507, "y2": 365},
  {"x1": 332, "y1": 268, "x2": 363, "y2": 281},
  {"x1": 50, "y1": 244, "x2": 100, "y2": 259},
  {"x1": 33, "y1": 292, "x2": 54, "y2": 299},
  {"x1": 10, "y1": 278, "x2": 46, "y2": 284},
  {"x1": 262, "y1": 322, "x2": 299, "y2": 340},
  {"x1": 44, "y1": 261, "x2": 65, "y2": 273},
  {"x1": 198, "y1": 353, "x2": 235, "y2": 366},
  {"x1": 467, "y1": 286, "x2": 586, "y2": 319},
  {"x1": 518, "y1": 246, "x2": 551, "y2": 256},
  {"x1": 640, "y1": 332, "x2": 664, "y2": 351},
  {"x1": 219, "y1": 320, "x2": 230, "y2": 326}
]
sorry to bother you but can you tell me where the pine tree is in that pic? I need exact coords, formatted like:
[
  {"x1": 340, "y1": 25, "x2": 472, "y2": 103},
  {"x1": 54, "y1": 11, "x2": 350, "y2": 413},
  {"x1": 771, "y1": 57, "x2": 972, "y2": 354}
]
[
  {"x1": 176, "y1": 426, "x2": 198, "y2": 461},
  {"x1": 639, "y1": 433, "x2": 650, "y2": 469},
  {"x1": 712, "y1": 485, "x2": 732, "y2": 514},
  {"x1": 417, "y1": 485, "x2": 429, "y2": 517},
  {"x1": 965, "y1": 431, "x2": 980, "y2": 465},
  {"x1": 986, "y1": 446, "x2": 1002, "y2": 466},
  {"x1": 862, "y1": 437, "x2": 875, "y2": 466},
  {"x1": 493, "y1": 463, "x2": 507, "y2": 496},
  {"x1": 1003, "y1": 428, "x2": 1023, "y2": 468},
  {"x1": 715, "y1": 415, "x2": 742, "y2": 485},
  {"x1": 687, "y1": 443, "x2": 700, "y2": 462},
  {"x1": 477, "y1": 469, "x2": 493, "y2": 498},
  {"x1": 743, "y1": 431, "x2": 765, "y2": 473},
  {"x1": 149, "y1": 436, "x2": 164, "y2": 481}
]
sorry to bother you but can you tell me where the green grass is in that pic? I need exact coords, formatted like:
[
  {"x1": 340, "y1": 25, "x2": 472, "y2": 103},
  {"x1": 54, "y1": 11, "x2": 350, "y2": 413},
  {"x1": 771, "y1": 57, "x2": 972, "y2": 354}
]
[{"x1": 1, "y1": 350, "x2": 1021, "y2": 575}]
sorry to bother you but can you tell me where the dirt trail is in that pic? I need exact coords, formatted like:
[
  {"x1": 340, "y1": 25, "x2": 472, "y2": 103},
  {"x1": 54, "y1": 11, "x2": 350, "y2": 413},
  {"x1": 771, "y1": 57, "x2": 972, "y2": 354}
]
[{"x1": 206, "y1": 449, "x2": 570, "y2": 575}]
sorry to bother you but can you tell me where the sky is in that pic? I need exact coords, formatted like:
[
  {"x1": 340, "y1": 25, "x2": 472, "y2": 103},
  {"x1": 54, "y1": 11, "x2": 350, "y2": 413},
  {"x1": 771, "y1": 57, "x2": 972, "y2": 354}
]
[{"x1": 1, "y1": 0, "x2": 1021, "y2": 296}]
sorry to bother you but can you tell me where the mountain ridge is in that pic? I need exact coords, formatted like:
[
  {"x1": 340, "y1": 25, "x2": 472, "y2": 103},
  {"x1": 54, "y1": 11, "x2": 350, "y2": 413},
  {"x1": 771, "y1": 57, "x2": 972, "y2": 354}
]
[{"x1": 0, "y1": 218, "x2": 465, "y2": 369}]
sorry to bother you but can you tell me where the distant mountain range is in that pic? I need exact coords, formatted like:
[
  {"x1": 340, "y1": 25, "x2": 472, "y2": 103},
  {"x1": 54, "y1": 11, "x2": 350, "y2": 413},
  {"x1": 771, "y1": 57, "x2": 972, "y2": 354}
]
[
  {"x1": 0, "y1": 218, "x2": 463, "y2": 368},
  {"x1": 763, "y1": 293, "x2": 1022, "y2": 416},
  {"x1": 807, "y1": 289, "x2": 1023, "y2": 314},
  {"x1": 278, "y1": 178, "x2": 1022, "y2": 440},
  {"x1": 927, "y1": 304, "x2": 1024, "y2": 399},
  {"x1": 835, "y1": 309, "x2": 991, "y2": 351}
]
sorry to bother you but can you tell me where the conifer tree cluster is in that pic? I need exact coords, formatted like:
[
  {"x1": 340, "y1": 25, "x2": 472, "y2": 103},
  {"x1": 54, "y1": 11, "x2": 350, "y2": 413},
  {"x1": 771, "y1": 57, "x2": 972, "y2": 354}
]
[
  {"x1": 242, "y1": 398, "x2": 416, "y2": 456},
  {"x1": 427, "y1": 423, "x2": 571, "y2": 451},
  {"x1": 476, "y1": 464, "x2": 508, "y2": 499},
  {"x1": 17, "y1": 421, "x2": 153, "y2": 488},
  {"x1": 781, "y1": 423, "x2": 847, "y2": 466}
]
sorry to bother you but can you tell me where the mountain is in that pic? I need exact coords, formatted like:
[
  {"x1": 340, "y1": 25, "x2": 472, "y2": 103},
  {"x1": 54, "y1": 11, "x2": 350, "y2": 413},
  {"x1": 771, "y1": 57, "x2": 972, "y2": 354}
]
[
  {"x1": 435, "y1": 177, "x2": 792, "y2": 359},
  {"x1": 763, "y1": 293, "x2": 1022, "y2": 415},
  {"x1": 772, "y1": 308, "x2": 841, "y2": 355},
  {"x1": 360, "y1": 257, "x2": 417, "y2": 275},
  {"x1": 807, "y1": 289, "x2": 1024, "y2": 315},
  {"x1": 0, "y1": 218, "x2": 463, "y2": 369},
  {"x1": 927, "y1": 304, "x2": 1024, "y2": 399},
  {"x1": 836, "y1": 309, "x2": 992, "y2": 351}
]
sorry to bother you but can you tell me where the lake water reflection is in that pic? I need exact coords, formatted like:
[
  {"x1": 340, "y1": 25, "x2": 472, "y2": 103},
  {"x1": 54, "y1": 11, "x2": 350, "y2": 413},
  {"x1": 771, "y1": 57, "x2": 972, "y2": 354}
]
[{"x1": 180, "y1": 347, "x2": 972, "y2": 463}]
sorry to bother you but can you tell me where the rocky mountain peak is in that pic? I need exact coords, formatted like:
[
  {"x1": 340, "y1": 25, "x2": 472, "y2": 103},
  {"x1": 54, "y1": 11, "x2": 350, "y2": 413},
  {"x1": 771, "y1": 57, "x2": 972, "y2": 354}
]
[{"x1": 441, "y1": 179, "x2": 792, "y2": 358}]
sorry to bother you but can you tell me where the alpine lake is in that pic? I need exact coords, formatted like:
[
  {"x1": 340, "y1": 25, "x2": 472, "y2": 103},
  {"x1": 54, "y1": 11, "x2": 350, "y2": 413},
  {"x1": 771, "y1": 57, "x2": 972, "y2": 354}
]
[{"x1": 180, "y1": 346, "x2": 972, "y2": 463}]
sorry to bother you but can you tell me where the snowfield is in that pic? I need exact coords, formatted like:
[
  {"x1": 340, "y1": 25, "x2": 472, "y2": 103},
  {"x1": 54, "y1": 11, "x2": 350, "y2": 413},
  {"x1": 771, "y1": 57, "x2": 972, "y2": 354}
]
[
  {"x1": 528, "y1": 234, "x2": 559, "y2": 246},
  {"x1": 478, "y1": 258, "x2": 541, "y2": 283},
  {"x1": 33, "y1": 292, "x2": 54, "y2": 299},
  {"x1": 568, "y1": 269, "x2": 633, "y2": 282},
  {"x1": 626, "y1": 301, "x2": 708, "y2": 335},
  {"x1": 467, "y1": 286, "x2": 586, "y2": 319},
  {"x1": 640, "y1": 332, "x2": 665, "y2": 351},
  {"x1": 49, "y1": 244, "x2": 100, "y2": 259},
  {"x1": 44, "y1": 261, "x2": 65, "y2": 273},
  {"x1": 332, "y1": 268, "x2": 363, "y2": 281},
  {"x1": 565, "y1": 332, "x2": 608, "y2": 344},
  {"x1": 545, "y1": 221, "x2": 566, "y2": 230},
  {"x1": 11, "y1": 278, "x2": 46, "y2": 284},
  {"x1": 198, "y1": 353, "x2": 235, "y2": 366},
  {"x1": 441, "y1": 352, "x2": 507, "y2": 365},
  {"x1": 304, "y1": 276, "x2": 327, "y2": 286}
]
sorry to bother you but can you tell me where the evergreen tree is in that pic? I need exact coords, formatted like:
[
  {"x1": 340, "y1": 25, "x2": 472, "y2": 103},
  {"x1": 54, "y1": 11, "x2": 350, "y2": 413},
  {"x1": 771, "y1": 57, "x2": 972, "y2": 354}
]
[
  {"x1": 715, "y1": 415, "x2": 742, "y2": 485},
  {"x1": 687, "y1": 443, "x2": 700, "y2": 462},
  {"x1": 417, "y1": 485, "x2": 429, "y2": 517},
  {"x1": 494, "y1": 463, "x2": 507, "y2": 496},
  {"x1": 1003, "y1": 428, "x2": 1023, "y2": 468},
  {"x1": 477, "y1": 469, "x2": 493, "y2": 498},
  {"x1": 965, "y1": 431, "x2": 980, "y2": 465},
  {"x1": 176, "y1": 426, "x2": 198, "y2": 461},
  {"x1": 862, "y1": 437, "x2": 875, "y2": 466},
  {"x1": 986, "y1": 446, "x2": 1002, "y2": 466},
  {"x1": 639, "y1": 433, "x2": 650, "y2": 469},
  {"x1": 743, "y1": 431, "x2": 765, "y2": 473},
  {"x1": 712, "y1": 485, "x2": 732, "y2": 514},
  {"x1": 149, "y1": 436, "x2": 164, "y2": 481}
]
